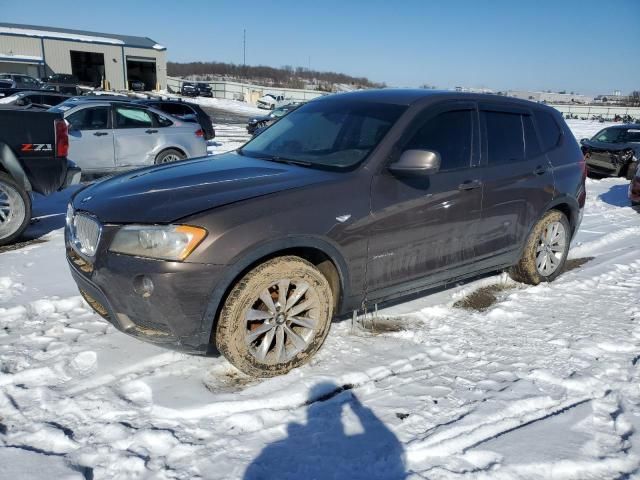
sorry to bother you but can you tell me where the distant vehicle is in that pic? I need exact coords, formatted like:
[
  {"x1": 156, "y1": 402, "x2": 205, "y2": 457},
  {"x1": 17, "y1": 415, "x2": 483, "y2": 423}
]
[
  {"x1": 128, "y1": 78, "x2": 146, "y2": 92},
  {"x1": 629, "y1": 164, "x2": 640, "y2": 206},
  {"x1": 580, "y1": 124, "x2": 640, "y2": 179},
  {"x1": 195, "y1": 83, "x2": 213, "y2": 97},
  {"x1": 256, "y1": 93, "x2": 286, "y2": 110},
  {"x1": 0, "y1": 108, "x2": 80, "y2": 245},
  {"x1": 59, "y1": 96, "x2": 216, "y2": 141},
  {"x1": 181, "y1": 82, "x2": 197, "y2": 97},
  {"x1": 64, "y1": 90, "x2": 586, "y2": 377},
  {"x1": 50, "y1": 100, "x2": 207, "y2": 174},
  {"x1": 42, "y1": 73, "x2": 81, "y2": 95},
  {"x1": 0, "y1": 90, "x2": 71, "y2": 109},
  {"x1": 246, "y1": 103, "x2": 300, "y2": 135},
  {"x1": 0, "y1": 73, "x2": 44, "y2": 91}
]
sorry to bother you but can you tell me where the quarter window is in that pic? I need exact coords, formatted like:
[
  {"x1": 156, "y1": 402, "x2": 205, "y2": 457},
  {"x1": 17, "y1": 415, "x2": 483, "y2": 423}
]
[
  {"x1": 115, "y1": 107, "x2": 153, "y2": 128},
  {"x1": 534, "y1": 110, "x2": 562, "y2": 151},
  {"x1": 405, "y1": 110, "x2": 473, "y2": 170},
  {"x1": 483, "y1": 111, "x2": 524, "y2": 165},
  {"x1": 523, "y1": 115, "x2": 542, "y2": 158}
]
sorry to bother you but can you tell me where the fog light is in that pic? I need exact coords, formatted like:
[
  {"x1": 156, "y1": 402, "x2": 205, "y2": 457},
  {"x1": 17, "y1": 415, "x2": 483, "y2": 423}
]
[{"x1": 133, "y1": 275, "x2": 154, "y2": 298}]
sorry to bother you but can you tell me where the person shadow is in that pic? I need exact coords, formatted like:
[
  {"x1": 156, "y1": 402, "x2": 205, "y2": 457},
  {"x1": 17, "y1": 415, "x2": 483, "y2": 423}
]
[{"x1": 243, "y1": 382, "x2": 407, "y2": 480}]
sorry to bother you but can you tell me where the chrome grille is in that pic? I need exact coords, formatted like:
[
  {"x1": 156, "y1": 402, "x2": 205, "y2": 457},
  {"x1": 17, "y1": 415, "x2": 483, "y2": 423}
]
[{"x1": 72, "y1": 214, "x2": 101, "y2": 257}]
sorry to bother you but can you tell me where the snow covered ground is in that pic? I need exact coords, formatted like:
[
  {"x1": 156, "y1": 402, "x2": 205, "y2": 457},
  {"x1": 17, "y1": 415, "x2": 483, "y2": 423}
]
[{"x1": 1, "y1": 120, "x2": 639, "y2": 479}]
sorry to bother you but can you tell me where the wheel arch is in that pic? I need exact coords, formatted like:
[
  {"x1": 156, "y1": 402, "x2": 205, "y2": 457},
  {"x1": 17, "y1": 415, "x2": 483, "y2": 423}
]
[
  {"x1": 0, "y1": 142, "x2": 31, "y2": 192},
  {"x1": 155, "y1": 146, "x2": 187, "y2": 163},
  {"x1": 200, "y1": 236, "x2": 350, "y2": 343}
]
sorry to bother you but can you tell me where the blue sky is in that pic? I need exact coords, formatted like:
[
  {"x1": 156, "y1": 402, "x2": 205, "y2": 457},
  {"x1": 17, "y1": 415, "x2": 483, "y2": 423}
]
[{"x1": 3, "y1": 0, "x2": 638, "y2": 94}]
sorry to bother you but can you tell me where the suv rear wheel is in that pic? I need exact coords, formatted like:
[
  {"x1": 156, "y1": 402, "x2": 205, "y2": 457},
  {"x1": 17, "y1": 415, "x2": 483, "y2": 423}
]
[
  {"x1": 0, "y1": 172, "x2": 31, "y2": 246},
  {"x1": 215, "y1": 256, "x2": 334, "y2": 377},
  {"x1": 510, "y1": 210, "x2": 570, "y2": 285},
  {"x1": 155, "y1": 149, "x2": 186, "y2": 165}
]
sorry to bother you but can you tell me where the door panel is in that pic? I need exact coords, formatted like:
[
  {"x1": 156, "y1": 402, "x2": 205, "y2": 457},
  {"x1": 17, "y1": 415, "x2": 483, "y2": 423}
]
[
  {"x1": 367, "y1": 103, "x2": 482, "y2": 295},
  {"x1": 113, "y1": 106, "x2": 158, "y2": 167},
  {"x1": 66, "y1": 106, "x2": 115, "y2": 172},
  {"x1": 475, "y1": 106, "x2": 554, "y2": 258}
]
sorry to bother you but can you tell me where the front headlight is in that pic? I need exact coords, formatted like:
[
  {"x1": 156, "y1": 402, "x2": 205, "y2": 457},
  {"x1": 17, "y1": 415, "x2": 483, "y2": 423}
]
[{"x1": 109, "y1": 225, "x2": 207, "y2": 261}]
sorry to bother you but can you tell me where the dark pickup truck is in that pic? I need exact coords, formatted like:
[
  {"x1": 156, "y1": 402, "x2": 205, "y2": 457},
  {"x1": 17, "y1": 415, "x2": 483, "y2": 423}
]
[{"x1": 0, "y1": 109, "x2": 81, "y2": 245}]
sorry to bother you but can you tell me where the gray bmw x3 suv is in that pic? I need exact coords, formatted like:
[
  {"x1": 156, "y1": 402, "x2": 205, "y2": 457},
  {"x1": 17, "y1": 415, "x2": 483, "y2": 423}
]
[{"x1": 66, "y1": 90, "x2": 586, "y2": 377}]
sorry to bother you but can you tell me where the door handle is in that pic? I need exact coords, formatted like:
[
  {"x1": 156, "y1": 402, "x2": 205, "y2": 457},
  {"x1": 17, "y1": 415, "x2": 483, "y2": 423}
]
[
  {"x1": 458, "y1": 179, "x2": 482, "y2": 191},
  {"x1": 93, "y1": 131, "x2": 108, "y2": 137},
  {"x1": 145, "y1": 129, "x2": 158, "y2": 134}
]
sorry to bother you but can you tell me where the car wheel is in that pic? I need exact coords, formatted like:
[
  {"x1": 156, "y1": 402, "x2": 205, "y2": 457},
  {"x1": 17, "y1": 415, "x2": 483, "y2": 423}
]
[
  {"x1": 0, "y1": 172, "x2": 31, "y2": 246},
  {"x1": 509, "y1": 210, "x2": 570, "y2": 285},
  {"x1": 625, "y1": 160, "x2": 638, "y2": 181},
  {"x1": 215, "y1": 256, "x2": 334, "y2": 377},
  {"x1": 155, "y1": 149, "x2": 186, "y2": 165}
]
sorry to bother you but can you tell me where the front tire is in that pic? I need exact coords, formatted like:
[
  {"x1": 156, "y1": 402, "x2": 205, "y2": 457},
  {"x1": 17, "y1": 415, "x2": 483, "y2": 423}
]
[
  {"x1": 625, "y1": 159, "x2": 638, "y2": 181},
  {"x1": 215, "y1": 256, "x2": 334, "y2": 377},
  {"x1": 510, "y1": 210, "x2": 570, "y2": 285},
  {"x1": 0, "y1": 173, "x2": 31, "y2": 247}
]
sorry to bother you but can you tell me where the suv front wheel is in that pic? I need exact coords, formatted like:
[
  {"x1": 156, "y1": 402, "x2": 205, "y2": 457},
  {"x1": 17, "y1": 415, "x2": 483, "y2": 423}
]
[
  {"x1": 510, "y1": 210, "x2": 570, "y2": 285},
  {"x1": 0, "y1": 172, "x2": 31, "y2": 246},
  {"x1": 215, "y1": 256, "x2": 334, "y2": 377}
]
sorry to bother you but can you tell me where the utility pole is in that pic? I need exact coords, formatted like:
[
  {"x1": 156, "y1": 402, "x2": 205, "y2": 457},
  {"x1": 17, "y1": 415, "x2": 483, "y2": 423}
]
[{"x1": 243, "y1": 29, "x2": 246, "y2": 67}]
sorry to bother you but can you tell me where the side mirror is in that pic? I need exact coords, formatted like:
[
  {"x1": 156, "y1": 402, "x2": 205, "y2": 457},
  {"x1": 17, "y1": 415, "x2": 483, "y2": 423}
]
[
  {"x1": 389, "y1": 149, "x2": 441, "y2": 176},
  {"x1": 580, "y1": 138, "x2": 589, "y2": 144}
]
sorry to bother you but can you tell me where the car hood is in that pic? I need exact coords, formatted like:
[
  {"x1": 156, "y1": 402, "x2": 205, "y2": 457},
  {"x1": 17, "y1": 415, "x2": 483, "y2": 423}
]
[
  {"x1": 73, "y1": 152, "x2": 338, "y2": 223},
  {"x1": 249, "y1": 114, "x2": 273, "y2": 124},
  {"x1": 582, "y1": 139, "x2": 638, "y2": 152}
]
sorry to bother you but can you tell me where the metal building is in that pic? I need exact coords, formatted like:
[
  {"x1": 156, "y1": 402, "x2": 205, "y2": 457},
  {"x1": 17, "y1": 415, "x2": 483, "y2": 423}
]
[{"x1": 0, "y1": 23, "x2": 166, "y2": 91}]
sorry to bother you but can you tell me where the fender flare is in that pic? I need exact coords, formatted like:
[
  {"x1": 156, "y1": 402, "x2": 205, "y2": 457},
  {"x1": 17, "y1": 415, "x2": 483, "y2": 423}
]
[
  {"x1": 199, "y1": 235, "x2": 351, "y2": 341},
  {"x1": 0, "y1": 142, "x2": 31, "y2": 191}
]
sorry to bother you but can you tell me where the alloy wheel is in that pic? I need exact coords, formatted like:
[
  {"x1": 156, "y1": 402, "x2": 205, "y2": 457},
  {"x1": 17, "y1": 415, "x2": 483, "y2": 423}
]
[
  {"x1": 0, "y1": 182, "x2": 26, "y2": 240},
  {"x1": 535, "y1": 220, "x2": 567, "y2": 276}
]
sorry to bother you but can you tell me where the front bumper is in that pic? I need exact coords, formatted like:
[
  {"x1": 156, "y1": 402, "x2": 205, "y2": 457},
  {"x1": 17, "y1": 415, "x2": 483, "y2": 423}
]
[{"x1": 66, "y1": 225, "x2": 226, "y2": 353}]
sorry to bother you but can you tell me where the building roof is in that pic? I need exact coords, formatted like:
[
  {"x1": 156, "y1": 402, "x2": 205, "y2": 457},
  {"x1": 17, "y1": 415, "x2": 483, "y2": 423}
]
[{"x1": 0, "y1": 23, "x2": 166, "y2": 50}]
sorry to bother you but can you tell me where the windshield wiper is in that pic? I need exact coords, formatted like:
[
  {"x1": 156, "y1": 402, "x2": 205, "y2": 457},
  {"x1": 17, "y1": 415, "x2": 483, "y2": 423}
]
[{"x1": 263, "y1": 156, "x2": 312, "y2": 167}]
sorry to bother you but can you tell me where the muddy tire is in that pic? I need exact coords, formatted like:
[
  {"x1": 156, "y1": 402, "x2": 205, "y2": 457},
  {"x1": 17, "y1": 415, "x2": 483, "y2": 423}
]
[
  {"x1": 625, "y1": 160, "x2": 638, "y2": 181},
  {"x1": 155, "y1": 149, "x2": 185, "y2": 165},
  {"x1": 0, "y1": 172, "x2": 31, "y2": 247},
  {"x1": 215, "y1": 256, "x2": 334, "y2": 377},
  {"x1": 509, "y1": 210, "x2": 570, "y2": 285}
]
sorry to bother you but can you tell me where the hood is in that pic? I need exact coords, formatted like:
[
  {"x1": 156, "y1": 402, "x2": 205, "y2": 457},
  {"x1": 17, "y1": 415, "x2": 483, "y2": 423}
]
[
  {"x1": 249, "y1": 114, "x2": 273, "y2": 124},
  {"x1": 73, "y1": 152, "x2": 337, "y2": 223}
]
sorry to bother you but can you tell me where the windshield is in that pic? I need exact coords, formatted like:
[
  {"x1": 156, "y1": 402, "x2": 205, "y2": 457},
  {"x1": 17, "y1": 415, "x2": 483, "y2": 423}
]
[
  {"x1": 241, "y1": 100, "x2": 406, "y2": 169},
  {"x1": 593, "y1": 128, "x2": 624, "y2": 143}
]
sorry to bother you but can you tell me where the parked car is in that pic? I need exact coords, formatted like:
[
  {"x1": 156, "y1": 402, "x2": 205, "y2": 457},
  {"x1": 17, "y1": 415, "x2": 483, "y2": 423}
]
[
  {"x1": 256, "y1": 93, "x2": 286, "y2": 110},
  {"x1": 195, "y1": 82, "x2": 213, "y2": 97},
  {"x1": 128, "y1": 78, "x2": 146, "y2": 92},
  {"x1": 0, "y1": 109, "x2": 80, "y2": 245},
  {"x1": 580, "y1": 124, "x2": 640, "y2": 179},
  {"x1": 0, "y1": 90, "x2": 71, "y2": 109},
  {"x1": 246, "y1": 103, "x2": 300, "y2": 135},
  {"x1": 50, "y1": 100, "x2": 207, "y2": 175},
  {"x1": 42, "y1": 73, "x2": 80, "y2": 95},
  {"x1": 65, "y1": 90, "x2": 585, "y2": 377},
  {"x1": 0, "y1": 73, "x2": 44, "y2": 90},
  {"x1": 181, "y1": 82, "x2": 197, "y2": 97}
]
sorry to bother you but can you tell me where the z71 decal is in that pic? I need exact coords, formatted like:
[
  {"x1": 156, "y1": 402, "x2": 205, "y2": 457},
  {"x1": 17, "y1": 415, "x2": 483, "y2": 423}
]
[{"x1": 21, "y1": 144, "x2": 53, "y2": 152}]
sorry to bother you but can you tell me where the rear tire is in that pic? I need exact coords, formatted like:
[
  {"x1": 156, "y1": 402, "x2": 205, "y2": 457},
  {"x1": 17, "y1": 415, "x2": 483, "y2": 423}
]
[
  {"x1": 509, "y1": 210, "x2": 570, "y2": 285},
  {"x1": 0, "y1": 172, "x2": 31, "y2": 247},
  {"x1": 215, "y1": 256, "x2": 334, "y2": 377},
  {"x1": 155, "y1": 149, "x2": 186, "y2": 165}
]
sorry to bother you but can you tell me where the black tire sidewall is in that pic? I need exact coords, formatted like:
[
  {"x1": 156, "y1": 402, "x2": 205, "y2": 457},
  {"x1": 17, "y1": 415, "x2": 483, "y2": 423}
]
[
  {"x1": 625, "y1": 160, "x2": 638, "y2": 181},
  {"x1": 0, "y1": 172, "x2": 31, "y2": 246}
]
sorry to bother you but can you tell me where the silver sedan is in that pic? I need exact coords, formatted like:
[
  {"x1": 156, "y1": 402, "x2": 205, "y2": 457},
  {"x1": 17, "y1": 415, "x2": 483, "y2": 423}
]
[{"x1": 54, "y1": 101, "x2": 208, "y2": 174}]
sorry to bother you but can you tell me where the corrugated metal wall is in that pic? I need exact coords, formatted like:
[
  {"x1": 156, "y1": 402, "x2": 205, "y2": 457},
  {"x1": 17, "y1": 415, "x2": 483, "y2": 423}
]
[{"x1": 0, "y1": 35, "x2": 42, "y2": 56}]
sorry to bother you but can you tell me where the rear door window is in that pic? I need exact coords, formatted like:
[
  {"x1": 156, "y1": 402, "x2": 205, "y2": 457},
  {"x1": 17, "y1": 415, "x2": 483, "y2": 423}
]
[
  {"x1": 115, "y1": 107, "x2": 153, "y2": 128},
  {"x1": 523, "y1": 115, "x2": 542, "y2": 158},
  {"x1": 404, "y1": 109, "x2": 474, "y2": 170},
  {"x1": 482, "y1": 110, "x2": 525, "y2": 165},
  {"x1": 534, "y1": 110, "x2": 562, "y2": 151}
]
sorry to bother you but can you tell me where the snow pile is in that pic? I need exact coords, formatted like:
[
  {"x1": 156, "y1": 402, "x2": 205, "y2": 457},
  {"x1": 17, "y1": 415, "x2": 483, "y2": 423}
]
[{"x1": 0, "y1": 121, "x2": 639, "y2": 478}]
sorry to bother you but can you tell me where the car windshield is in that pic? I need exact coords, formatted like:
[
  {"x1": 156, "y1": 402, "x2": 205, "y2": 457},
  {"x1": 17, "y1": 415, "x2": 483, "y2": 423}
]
[
  {"x1": 593, "y1": 128, "x2": 624, "y2": 143},
  {"x1": 271, "y1": 108, "x2": 289, "y2": 118},
  {"x1": 241, "y1": 100, "x2": 406, "y2": 169}
]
